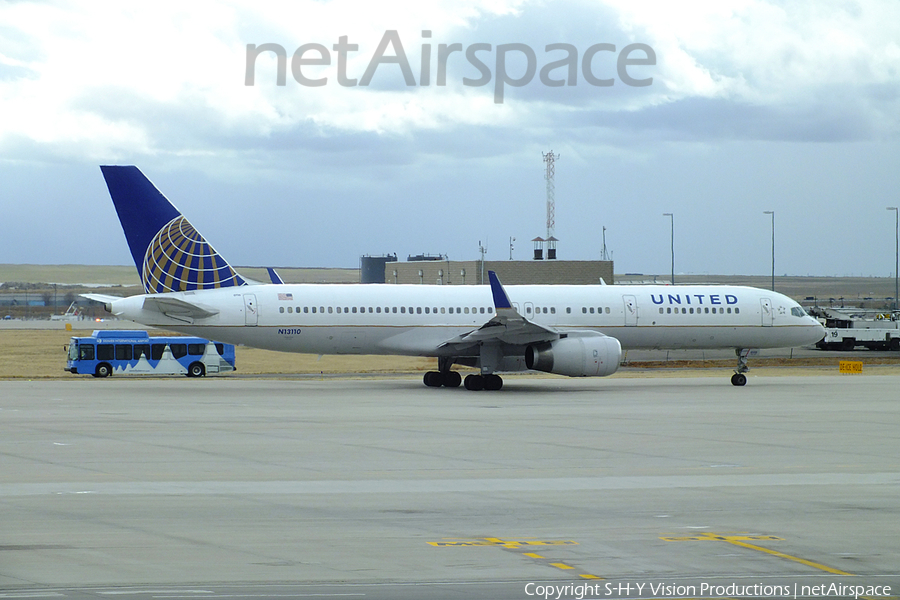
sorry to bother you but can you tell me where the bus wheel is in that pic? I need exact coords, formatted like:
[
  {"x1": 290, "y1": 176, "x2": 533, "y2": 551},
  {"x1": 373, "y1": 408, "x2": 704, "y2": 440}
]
[
  {"x1": 95, "y1": 363, "x2": 112, "y2": 378},
  {"x1": 188, "y1": 362, "x2": 205, "y2": 378}
]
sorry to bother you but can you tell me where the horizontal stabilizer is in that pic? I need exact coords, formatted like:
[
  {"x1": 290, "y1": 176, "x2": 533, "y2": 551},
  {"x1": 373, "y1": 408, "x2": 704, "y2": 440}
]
[
  {"x1": 80, "y1": 293, "x2": 122, "y2": 306},
  {"x1": 142, "y1": 296, "x2": 220, "y2": 324}
]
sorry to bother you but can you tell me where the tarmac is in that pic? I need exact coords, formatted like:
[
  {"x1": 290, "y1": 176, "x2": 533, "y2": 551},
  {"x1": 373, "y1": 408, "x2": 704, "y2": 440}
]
[{"x1": 1, "y1": 375, "x2": 898, "y2": 599}]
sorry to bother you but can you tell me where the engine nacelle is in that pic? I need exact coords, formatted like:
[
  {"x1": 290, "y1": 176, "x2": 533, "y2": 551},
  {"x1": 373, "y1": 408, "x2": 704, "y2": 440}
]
[{"x1": 525, "y1": 334, "x2": 622, "y2": 377}]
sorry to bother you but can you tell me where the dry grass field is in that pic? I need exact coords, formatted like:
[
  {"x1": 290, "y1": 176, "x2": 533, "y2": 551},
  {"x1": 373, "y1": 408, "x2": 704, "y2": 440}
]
[
  {"x1": 0, "y1": 330, "x2": 437, "y2": 379},
  {"x1": 4, "y1": 329, "x2": 900, "y2": 380}
]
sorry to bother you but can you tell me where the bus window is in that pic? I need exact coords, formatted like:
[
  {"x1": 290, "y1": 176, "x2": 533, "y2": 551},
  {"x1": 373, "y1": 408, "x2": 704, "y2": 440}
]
[
  {"x1": 97, "y1": 344, "x2": 114, "y2": 361},
  {"x1": 134, "y1": 344, "x2": 150, "y2": 359},
  {"x1": 170, "y1": 344, "x2": 187, "y2": 359},
  {"x1": 188, "y1": 343, "x2": 204, "y2": 356},
  {"x1": 79, "y1": 344, "x2": 94, "y2": 361},
  {"x1": 115, "y1": 345, "x2": 132, "y2": 361},
  {"x1": 151, "y1": 344, "x2": 165, "y2": 360},
  {"x1": 215, "y1": 343, "x2": 224, "y2": 356}
]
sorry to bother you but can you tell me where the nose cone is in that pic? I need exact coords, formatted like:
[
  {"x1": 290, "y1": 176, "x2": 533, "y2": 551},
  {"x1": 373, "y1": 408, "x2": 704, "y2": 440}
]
[{"x1": 806, "y1": 318, "x2": 827, "y2": 345}]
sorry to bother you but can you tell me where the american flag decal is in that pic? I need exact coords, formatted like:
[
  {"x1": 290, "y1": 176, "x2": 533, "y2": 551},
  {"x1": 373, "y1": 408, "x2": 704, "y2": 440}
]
[{"x1": 278, "y1": 293, "x2": 293, "y2": 301}]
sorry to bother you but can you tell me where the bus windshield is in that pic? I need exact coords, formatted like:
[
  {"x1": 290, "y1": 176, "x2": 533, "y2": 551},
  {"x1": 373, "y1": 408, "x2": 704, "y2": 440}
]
[{"x1": 67, "y1": 339, "x2": 78, "y2": 362}]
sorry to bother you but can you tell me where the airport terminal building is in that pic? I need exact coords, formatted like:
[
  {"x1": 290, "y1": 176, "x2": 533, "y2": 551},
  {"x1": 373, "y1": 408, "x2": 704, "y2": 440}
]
[{"x1": 364, "y1": 257, "x2": 614, "y2": 286}]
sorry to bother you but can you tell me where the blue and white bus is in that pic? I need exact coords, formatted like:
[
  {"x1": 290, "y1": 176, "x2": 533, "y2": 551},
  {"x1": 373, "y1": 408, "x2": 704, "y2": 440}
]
[{"x1": 66, "y1": 330, "x2": 236, "y2": 377}]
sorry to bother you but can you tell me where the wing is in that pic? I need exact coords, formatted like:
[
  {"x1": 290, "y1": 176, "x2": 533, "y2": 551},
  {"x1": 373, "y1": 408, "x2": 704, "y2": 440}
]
[{"x1": 438, "y1": 271, "x2": 560, "y2": 353}]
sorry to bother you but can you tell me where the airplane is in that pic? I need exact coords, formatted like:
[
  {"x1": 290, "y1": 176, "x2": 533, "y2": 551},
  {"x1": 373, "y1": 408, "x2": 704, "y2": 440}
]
[{"x1": 84, "y1": 166, "x2": 826, "y2": 389}]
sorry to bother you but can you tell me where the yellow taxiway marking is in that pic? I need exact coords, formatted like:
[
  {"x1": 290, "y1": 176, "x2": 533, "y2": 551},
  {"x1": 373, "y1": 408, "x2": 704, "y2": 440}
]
[
  {"x1": 428, "y1": 537, "x2": 577, "y2": 548},
  {"x1": 662, "y1": 532, "x2": 854, "y2": 576},
  {"x1": 429, "y1": 537, "x2": 603, "y2": 580}
]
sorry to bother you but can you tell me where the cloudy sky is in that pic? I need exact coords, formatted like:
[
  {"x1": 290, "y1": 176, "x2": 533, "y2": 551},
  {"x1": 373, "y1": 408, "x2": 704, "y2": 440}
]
[{"x1": 1, "y1": 0, "x2": 899, "y2": 277}]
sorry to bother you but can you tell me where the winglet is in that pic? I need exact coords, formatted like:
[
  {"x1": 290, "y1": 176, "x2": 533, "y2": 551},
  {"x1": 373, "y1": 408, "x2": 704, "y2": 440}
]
[
  {"x1": 267, "y1": 267, "x2": 285, "y2": 284},
  {"x1": 488, "y1": 271, "x2": 513, "y2": 310}
]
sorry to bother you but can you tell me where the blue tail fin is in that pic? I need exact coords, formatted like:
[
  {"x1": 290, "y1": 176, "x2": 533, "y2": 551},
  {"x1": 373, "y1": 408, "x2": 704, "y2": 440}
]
[{"x1": 100, "y1": 166, "x2": 246, "y2": 294}]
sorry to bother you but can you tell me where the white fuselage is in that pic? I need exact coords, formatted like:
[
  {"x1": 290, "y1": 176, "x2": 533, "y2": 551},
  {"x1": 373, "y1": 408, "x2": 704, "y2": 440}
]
[{"x1": 107, "y1": 283, "x2": 826, "y2": 358}]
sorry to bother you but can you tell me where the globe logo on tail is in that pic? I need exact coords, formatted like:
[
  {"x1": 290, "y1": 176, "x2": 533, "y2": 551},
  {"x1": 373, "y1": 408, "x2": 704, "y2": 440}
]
[{"x1": 141, "y1": 216, "x2": 245, "y2": 293}]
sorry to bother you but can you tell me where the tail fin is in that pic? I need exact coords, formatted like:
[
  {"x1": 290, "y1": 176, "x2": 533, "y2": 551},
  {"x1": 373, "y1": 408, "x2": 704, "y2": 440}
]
[{"x1": 100, "y1": 166, "x2": 246, "y2": 294}]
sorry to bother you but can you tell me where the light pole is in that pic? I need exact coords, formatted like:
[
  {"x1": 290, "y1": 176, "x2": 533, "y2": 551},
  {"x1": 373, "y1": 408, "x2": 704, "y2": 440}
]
[
  {"x1": 764, "y1": 210, "x2": 774, "y2": 291},
  {"x1": 888, "y1": 207, "x2": 898, "y2": 310},
  {"x1": 663, "y1": 213, "x2": 674, "y2": 284}
]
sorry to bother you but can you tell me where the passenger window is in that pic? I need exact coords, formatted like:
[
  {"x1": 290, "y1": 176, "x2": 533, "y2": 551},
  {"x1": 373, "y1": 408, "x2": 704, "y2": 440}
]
[
  {"x1": 304, "y1": 307, "x2": 309, "y2": 313},
  {"x1": 279, "y1": 307, "x2": 285, "y2": 313},
  {"x1": 659, "y1": 308, "x2": 664, "y2": 314},
  {"x1": 188, "y1": 343, "x2": 204, "y2": 356},
  {"x1": 582, "y1": 307, "x2": 587, "y2": 314},
  {"x1": 319, "y1": 306, "x2": 324, "y2": 313},
  {"x1": 605, "y1": 307, "x2": 610, "y2": 314},
  {"x1": 115, "y1": 344, "x2": 132, "y2": 361},
  {"x1": 352, "y1": 307, "x2": 357, "y2": 313},
  {"x1": 336, "y1": 307, "x2": 342, "y2": 314},
  {"x1": 376, "y1": 307, "x2": 381, "y2": 313},
  {"x1": 727, "y1": 307, "x2": 732, "y2": 314},
  {"x1": 735, "y1": 308, "x2": 740, "y2": 314},
  {"x1": 80, "y1": 344, "x2": 95, "y2": 361},
  {"x1": 465, "y1": 307, "x2": 470, "y2": 314},
  {"x1": 328, "y1": 307, "x2": 333, "y2": 313},
  {"x1": 566, "y1": 307, "x2": 571, "y2": 314},
  {"x1": 97, "y1": 344, "x2": 114, "y2": 361},
  {"x1": 689, "y1": 308, "x2": 694, "y2": 314},
  {"x1": 287, "y1": 307, "x2": 293, "y2": 313},
  {"x1": 589, "y1": 307, "x2": 595, "y2": 314},
  {"x1": 151, "y1": 344, "x2": 165, "y2": 360},
  {"x1": 550, "y1": 307, "x2": 556, "y2": 314},
  {"x1": 433, "y1": 307, "x2": 438, "y2": 314},
  {"x1": 401, "y1": 307, "x2": 406, "y2": 314},
  {"x1": 408, "y1": 307, "x2": 413, "y2": 314},
  {"x1": 417, "y1": 307, "x2": 422, "y2": 314},
  {"x1": 344, "y1": 307, "x2": 349, "y2": 313},
  {"x1": 170, "y1": 344, "x2": 187, "y2": 359},
  {"x1": 525, "y1": 306, "x2": 531, "y2": 314},
  {"x1": 134, "y1": 344, "x2": 150, "y2": 359},
  {"x1": 392, "y1": 307, "x2": 397, "y2": 313},
  {"x1": 215, "y1": 343, "x2": 224, "y2": 356},
  {"x1": 425, "y1": 307, "x2": 430, "y2": 314}
]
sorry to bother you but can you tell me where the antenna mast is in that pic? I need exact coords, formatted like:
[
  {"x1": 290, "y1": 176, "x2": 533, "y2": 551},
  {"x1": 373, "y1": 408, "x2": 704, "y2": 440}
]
[{"x1": 543, "y1": 151, "x2": 558, "y2": 259}]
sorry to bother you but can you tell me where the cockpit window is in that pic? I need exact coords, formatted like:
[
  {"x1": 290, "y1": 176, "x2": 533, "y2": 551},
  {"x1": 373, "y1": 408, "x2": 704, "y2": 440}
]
[{"x1": 791, "y1": 307, "x2": 806, "y2": 318}]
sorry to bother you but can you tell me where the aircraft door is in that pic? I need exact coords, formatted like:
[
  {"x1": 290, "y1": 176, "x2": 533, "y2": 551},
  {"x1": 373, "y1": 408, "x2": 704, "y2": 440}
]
[
  {"x1": 623, "y1": 295, "x2": 638, "y2": 326},
  {"x1": 760, "y1": 297, "x2": 773, "y2": 326},
  {"x1": 524, "y1": 302, "x2": 535, "y2": 319},
  {"x1": 243, "y1": 294, "x2": 258, "y2": 326}
]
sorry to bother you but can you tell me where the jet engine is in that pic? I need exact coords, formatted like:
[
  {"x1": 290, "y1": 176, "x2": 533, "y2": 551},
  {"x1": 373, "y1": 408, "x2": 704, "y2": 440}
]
[{"x1": 525, "y1": 334, "x2": 622, "y2": 377}]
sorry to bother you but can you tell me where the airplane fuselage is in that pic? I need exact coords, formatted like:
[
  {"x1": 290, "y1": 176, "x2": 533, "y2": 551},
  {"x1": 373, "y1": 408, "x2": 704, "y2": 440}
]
[{"x1": 107, "y1": 283, "x2": 825, "y2": 359}]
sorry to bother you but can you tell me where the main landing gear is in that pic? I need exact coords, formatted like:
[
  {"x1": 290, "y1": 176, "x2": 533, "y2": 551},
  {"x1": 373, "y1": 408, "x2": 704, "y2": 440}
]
[
  {"x1": 423, "y1": 370, "x2": 504, "y2": 390},
  {"x1": 731, "y1": 348, "x2": 753, "y2": 386},
  {"x1": 423, "y1": 370, "x2": 461, "y2": 388},
  {"x1": 423, "y1": 357, "x2": 503, "y2": 390}
]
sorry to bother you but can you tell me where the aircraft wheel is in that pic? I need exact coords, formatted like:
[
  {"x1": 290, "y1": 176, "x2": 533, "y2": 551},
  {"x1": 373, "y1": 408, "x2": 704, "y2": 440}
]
[
  {"x1": 94, "y1": 363, "x2": 112, "y2": 378},
  {"x1": 442, "y1": 371, "x2": 462, "y2": 388},
  {"x1": 464, "y1": 374, "x2": 484, "y2": 391},
  {"x1": 423, "y1": 371, "x2": 443, "y2": 387},
  {"x1": 188, "y1": 362, "x2": 205, "y2": 378},
  {"x1": 891, "y1": 338, "x2": 900, "y2": 352},
  {"x1": 484, "y1": 374, "x2": 503, "y2": 391},
  {"x1": 731, "y1": 373, "x2": 747, "y2": 386}
]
